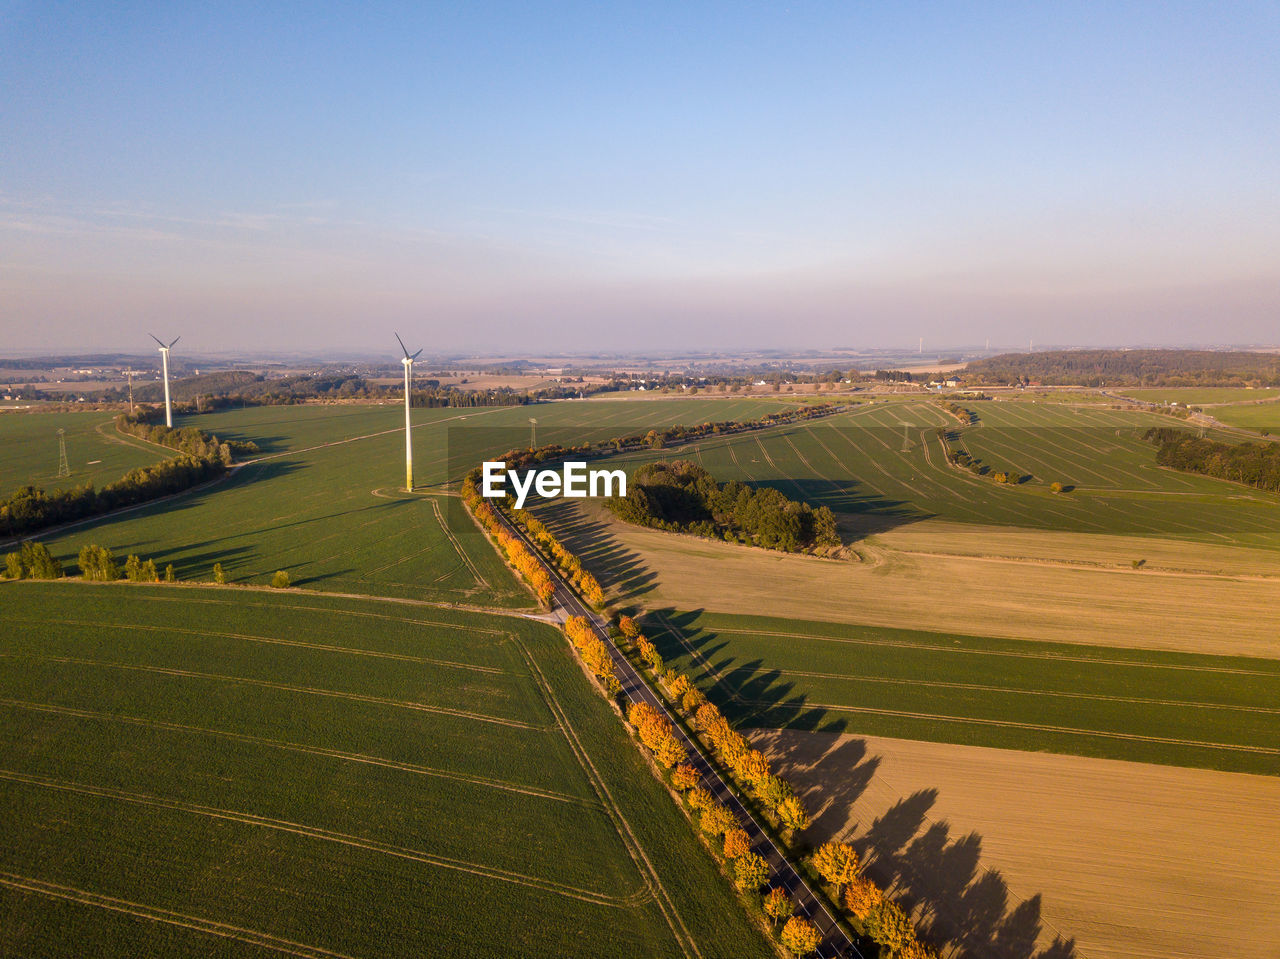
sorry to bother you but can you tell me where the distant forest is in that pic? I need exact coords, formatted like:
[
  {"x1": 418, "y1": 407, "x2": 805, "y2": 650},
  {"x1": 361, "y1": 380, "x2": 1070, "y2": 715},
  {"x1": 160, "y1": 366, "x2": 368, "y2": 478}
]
[
  {"x1": 113, "y1": 371, "x2": 539, "y2": 409},
  {"x1": 1145, "y1": 427, "x2": 1280, "y2": 492},
  {"x1": 965, "y1": 350, "x2": 1280, "y2": 387}
]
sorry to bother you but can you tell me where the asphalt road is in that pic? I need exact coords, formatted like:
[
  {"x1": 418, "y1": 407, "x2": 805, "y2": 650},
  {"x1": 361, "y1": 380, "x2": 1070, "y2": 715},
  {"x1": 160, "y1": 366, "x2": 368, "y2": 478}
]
[{"x1": 495, "y1": 508, "x2": 862, "y2": 959}]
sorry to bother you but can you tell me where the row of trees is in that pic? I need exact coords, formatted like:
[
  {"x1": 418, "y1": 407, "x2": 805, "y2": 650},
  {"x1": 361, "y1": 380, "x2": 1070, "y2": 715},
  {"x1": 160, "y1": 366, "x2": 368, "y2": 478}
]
[
  {"x1": 116, "y1": 409, "x2": 259, "y2": 462},
  {"x1": 612, "y1": 615, "x2": 839, "y2": 955},
  {"x1": 1145, "y1": 426, "x2": 1280, "y2": 491},
  {"x1": 497, "y1": 403, "x2": 846, "y2": 474},
  {"x1": 935, "y1": 400, "x2": 976, "y2": 424},
  {"x1": 937, "y1": 431, "x2": 1030, "y2": 487},
  {"x1": 461, "y1": 477, "x2": 556, "y2": 606},
  {"x1": 607, "y1": 461, "x2": 840, "y2": 553},
  {"x1": 0, "y1": 453, "x2": 227, "y2": 538}
]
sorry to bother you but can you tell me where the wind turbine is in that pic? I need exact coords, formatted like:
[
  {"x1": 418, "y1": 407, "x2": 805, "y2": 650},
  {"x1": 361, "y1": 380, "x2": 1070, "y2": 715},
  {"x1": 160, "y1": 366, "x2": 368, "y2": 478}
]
[
  {"x1": 149, "y1": 334, "x2": 180, "y2": 427},
  {"x1": 395, "y1": 333, "x2": 423, "y2": 491}
]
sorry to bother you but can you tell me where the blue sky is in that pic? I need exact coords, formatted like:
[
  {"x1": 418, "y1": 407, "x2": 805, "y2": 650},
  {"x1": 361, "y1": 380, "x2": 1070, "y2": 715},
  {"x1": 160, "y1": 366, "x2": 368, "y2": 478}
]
[{"x1": 2, "y1": 2, "x2": 1277, "y2": 354}]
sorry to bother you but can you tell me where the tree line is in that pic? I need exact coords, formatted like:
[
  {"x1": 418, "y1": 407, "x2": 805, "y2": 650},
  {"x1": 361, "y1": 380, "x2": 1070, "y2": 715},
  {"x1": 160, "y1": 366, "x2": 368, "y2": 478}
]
[
  {"x1": 498, "y1": 403, "x2": 846, "y2": 473},
  {"x1": 966, "y1": 349, "x2": 1280, "y2": 388},
  {"x1": 1145, "y1": 427, "x2": 1280, "y2": 491},
  {"x1": 607, "y1": 460, "x2": 840, "y2": 553},
  {"x1": 0, "y1": 414, "x2": 252, "y2": 538}
]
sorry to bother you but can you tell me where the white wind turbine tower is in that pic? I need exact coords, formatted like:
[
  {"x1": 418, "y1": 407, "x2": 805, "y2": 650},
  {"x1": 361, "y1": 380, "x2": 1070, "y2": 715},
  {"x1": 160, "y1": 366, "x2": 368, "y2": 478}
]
[
  {"x1": 149, "y1": 334, "x2": 180, "y2": 427},
  {"x1": 395, "y1": 333, "x2": 423, "y2": 491}
]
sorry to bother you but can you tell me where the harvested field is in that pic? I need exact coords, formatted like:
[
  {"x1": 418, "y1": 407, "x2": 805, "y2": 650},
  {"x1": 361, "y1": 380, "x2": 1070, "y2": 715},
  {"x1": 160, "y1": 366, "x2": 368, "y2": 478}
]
[
  {"x1": 751, "y1": 728, "x2": 1280, "y2": 959},
  {"x1": 552, "y1": 499, "x2": 1280, "y2": 659}
]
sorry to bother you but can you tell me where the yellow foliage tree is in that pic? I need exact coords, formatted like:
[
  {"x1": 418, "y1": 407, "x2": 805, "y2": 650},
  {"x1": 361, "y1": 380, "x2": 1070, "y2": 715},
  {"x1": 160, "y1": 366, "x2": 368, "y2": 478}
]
[
  {"x1": 722, "y1": 827, "x2": 750, "y2": 859},
  {"x1": 780, "y1": 916, "x2": 821, "y2": 957}
]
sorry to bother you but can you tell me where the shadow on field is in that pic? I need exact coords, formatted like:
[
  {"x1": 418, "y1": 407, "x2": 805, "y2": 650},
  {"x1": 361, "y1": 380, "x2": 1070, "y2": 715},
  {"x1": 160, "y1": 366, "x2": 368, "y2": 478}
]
[
  {"x1": 645, "y1": 609, "x2": 847, "y2": 737},
  {"x1": 760, "y1": 734, "x2": 1079, "y2": 959},
  {"x1": 535, "y1": 498, "x2": 658, "y2": 600}
]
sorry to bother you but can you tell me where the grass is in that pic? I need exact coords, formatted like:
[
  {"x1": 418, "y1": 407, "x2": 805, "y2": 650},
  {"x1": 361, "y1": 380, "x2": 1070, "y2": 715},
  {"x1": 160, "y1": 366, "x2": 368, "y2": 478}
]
[
  {"x1": 0, "y1": 582, "x2": 774, "y2": 959},
  {"x1": 0, "y1": 410, "x2": 166, "y2": 496},
  {"x1": 649, "y1": 609, "x2": 1280, "y2": 777}
]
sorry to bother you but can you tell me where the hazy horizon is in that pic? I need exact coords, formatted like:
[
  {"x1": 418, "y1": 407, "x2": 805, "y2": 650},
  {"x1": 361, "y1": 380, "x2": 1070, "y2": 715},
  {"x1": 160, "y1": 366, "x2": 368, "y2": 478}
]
[{"x1": 3, "y1": 3, "x2": 1277, "y2": 354}]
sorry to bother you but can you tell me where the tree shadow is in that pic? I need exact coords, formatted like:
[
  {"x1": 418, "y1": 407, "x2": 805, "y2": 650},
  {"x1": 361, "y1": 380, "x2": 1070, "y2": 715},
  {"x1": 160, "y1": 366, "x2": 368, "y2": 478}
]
[
  {"x1": 532, "y1": 498, "x2": 658, "y2": 600},
  {"x1": 643, "y1": 608, "x2": 847, "y2": 736},
  {"x1": 808, "y1": 770, "x2": 1079, "y2": 959}
]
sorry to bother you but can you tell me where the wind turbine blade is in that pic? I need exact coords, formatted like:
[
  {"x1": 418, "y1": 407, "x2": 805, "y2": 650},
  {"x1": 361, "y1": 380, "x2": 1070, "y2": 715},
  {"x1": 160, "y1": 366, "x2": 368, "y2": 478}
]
[
  {"x1": 410, "y1": 348, "x2": 423, "y2": 361},
  {"x1": 149, "y1": 333, "x2": 166, "y2": 348},
  {"x1": 394, "y1": 332, "x2": 409, "y2": 358},
  {"x1": 168, "y1": 336, "x2": 180, "y2": 349}
]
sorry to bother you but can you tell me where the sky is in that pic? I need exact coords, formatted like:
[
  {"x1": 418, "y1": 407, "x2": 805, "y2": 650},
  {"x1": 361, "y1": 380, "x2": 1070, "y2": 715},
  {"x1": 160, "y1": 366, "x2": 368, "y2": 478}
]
[{"x1": 2, "y1": 1, "x2": 1277, "y2": 355}]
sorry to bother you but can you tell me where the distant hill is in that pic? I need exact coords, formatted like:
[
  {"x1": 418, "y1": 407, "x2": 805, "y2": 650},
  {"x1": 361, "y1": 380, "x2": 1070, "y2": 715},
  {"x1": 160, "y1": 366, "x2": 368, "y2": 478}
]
[{"x1": 965, "y1": 350, "x2": 1280, "y2": 387}]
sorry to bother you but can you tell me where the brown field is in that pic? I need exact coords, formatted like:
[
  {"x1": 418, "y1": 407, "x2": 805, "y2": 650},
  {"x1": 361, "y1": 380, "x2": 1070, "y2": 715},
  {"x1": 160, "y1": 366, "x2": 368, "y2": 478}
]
[
  {"x1": 751, "y1": 728, "x2": 1280, "y2": 959},
  {"x1": 560, "y1": 502, "x2": 1280, "y2": 659}
]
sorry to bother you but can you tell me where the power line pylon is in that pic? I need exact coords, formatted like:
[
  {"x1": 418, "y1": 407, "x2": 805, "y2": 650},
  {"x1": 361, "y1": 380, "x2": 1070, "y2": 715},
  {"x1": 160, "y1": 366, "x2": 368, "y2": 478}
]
[{"x1": 57, "y1": 429, "x2": 71, "y2": 478}]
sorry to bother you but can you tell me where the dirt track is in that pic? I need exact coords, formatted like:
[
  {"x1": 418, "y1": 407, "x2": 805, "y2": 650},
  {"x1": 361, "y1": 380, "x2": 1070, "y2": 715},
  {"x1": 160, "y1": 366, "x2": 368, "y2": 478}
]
[{"x1": 752, "y1": 728, "x2": 1280, "y2": 959}]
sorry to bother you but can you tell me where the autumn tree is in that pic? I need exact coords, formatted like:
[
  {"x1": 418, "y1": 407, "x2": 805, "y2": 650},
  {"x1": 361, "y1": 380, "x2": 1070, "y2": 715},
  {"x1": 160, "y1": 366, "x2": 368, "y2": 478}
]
[
  {"x1": 723, "y1": 827, "x2": 750, "y2": 859},
  {"x1": 618, "y1": 614, "x2": 640, "y2": 638},
  {"x1": 810, "y1": 841, "x2": 860, "y2": 898},
  {"x1": 212, "y1": 562, "x2": 226, "y2": 584},
  {"x1": 775, "y1": 795, "x2": 810, "y2": 835},
  {"x1": 699, "y1": 802, "x2": 736, "y2": 838},
  {"x1": 763, "y1": 886, "x2": 792, "y2": 928},
  {"x1": 687, "y1": 786, "x2": 715, "y2": 811},
  {"x1": 780, "y1": 916, "x2": 821, "y2": 957},
  {"x1": 843, "y1": 877, "x2": 884, "y2": 921},
  {"x1": 732, "y1": 851, "x2": 770, "y2": 892},
  {"x1": 671, "y1": 764, "x2": 700, "y2": 791}
]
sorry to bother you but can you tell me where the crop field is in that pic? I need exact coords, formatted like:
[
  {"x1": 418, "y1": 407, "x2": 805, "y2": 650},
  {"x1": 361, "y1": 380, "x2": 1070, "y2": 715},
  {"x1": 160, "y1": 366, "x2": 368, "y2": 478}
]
[
  {"x1": 0, "y1": 411, "x2": 166, "y2": 495},
  {"x1": 1116, "y1": 387, "x2": 1280, "y2": 405},
  {"x1": 0, "y1": 583, "x2": 772, "y2": 959},
  {"x1": 15, "y1": 398, "x2": 801, "y2": 599},
  {"x1": 1208, "y1": 401, "x2": 1280, "y2": 432},
  {"x1": 757, "y1": 729, "x2": 1280, "y2": 959},
  {"x1": 603, "y1": 398, "x2": 1280, "y2": 547},
  {"x1": 644, "y1": 609, "x2": 1280, "y2": 776}
]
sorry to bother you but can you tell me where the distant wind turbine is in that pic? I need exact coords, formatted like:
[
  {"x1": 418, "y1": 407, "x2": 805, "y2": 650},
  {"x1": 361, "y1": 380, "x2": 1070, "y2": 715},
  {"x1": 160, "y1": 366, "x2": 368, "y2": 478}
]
[
  {"x1": 396, "y1": 333, "x2": 423, "y2": 491},
  {"x1": 149, "y1": 334, "x2": 180, "y2": 427}
]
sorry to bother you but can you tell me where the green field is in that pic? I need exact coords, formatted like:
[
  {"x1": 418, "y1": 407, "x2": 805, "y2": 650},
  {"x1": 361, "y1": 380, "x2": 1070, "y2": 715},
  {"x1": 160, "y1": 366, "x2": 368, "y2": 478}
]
[
  {"x1": 14, "y1": 398, "x2": 801, "y2": 597},
  {"x1": 1117, "y1": 388, "x2": 1280, "y2": 405},
  {"x1": 604, "y1": 398, "x2": 1280, "y2": 546},
  {"x1": 0, "y1": 411, "x2": 166, "y2": 495},
  {"x1": 648, "y1": 609, "x2": 1280, "y2": 777},
  {"x1": 0, "y1": 583, "x2": 773, "y2": 958},
  {"x1": 1209, "y1": 402, "x2": 1280, "y2": 432}
]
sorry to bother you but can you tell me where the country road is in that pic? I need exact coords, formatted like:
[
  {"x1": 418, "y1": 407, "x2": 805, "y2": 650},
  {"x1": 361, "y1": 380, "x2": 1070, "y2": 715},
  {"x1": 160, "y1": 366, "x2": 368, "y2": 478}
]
[{"x1": 493, "y1": 507, "x2": 863, "y2": 959}]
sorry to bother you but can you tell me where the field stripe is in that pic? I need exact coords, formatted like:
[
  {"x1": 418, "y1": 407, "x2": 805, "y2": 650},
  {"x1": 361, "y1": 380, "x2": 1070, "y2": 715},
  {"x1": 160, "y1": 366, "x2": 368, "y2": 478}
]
[
  {"x1": 707, "y1": 627, "x2": 1280, "y2": 677},
  {"x1": 0, "y1": 653, "x2": 549, "y2": 730},
  {"x1": 0, "y1": 872, "x2": 356, "y2": 959},
  {"x1": 748, "y1": 669, "x2": 1280, "y2": 714},
  {"x1": 124, "y1": 592, "x2": 511, "y2": 634},
  {"x1": 0, "y1": 698, "x2": 590, "y2": 806},
  {"x1": 5, "y1": 617, "x2": 506, "y2": 674},
  {"x1": 741, "y1": 700, "x2": 1280, "y2": 756},
  {"x1": 0, "y1": 770, "x2": 644, "y2": 908}
]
